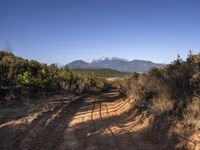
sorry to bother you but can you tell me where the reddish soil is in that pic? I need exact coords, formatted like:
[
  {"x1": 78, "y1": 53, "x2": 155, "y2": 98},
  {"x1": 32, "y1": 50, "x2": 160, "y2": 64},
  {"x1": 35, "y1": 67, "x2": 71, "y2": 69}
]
[{"x1": 0, "y1": 91, "x2": 174, "y2": 150}]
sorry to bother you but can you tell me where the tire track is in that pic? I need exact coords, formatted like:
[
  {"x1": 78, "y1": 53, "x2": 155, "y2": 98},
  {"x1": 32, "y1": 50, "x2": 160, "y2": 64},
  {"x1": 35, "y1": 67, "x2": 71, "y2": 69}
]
[
  {"x1": 90, "y1": 101, "x2": 97, "y2": 132},
  {"x1": 82, "y1": 100, "x2": 98, "y2": 150},
  {"x1": 104, "y1": 103, "x2": 133, "y2": 136},
  {"x1": 98, "y1": 101, "x2": 122, "y2": 150},
  {"x1": 0, "y1": 99, "x2": 70, "y2": 150},
  {"x1": 84, "y1": 100, "x2": 103, "y2": 150},
  {"x1": 58, "y1": 98, "x2": 100, "y2": 150},
  {"x1": 72, "y1": 99, "x2": 126, "y2": 120},
  {"x1": 104, "y1": 103, "x2": 141, "y2": 150},
  {"x1": 25, "y1": 96, "x2": 85, "y2": 150},
  {"x1": 101, "y1": 102, "x2": 134, "y2": 148},
  {"x1": 1, "y1": 91, "x2": 153, "y2": 150},
  {"x1": 106, "y1": 101, "x2": 147, "y2": 133},
  {"x1": 105, "y1": 99, "x2": 146, "y2": 128},
  {"x1": 18, "y1": 102, "x2": 70, "y2": 150}
]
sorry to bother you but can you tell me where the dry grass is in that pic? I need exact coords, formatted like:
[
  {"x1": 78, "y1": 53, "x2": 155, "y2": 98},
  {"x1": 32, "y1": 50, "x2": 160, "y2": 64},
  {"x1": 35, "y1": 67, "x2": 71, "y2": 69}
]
[
  {"x1": 119, "y1": 53, "x2": 200, "y2": 149},
  {"x1": 183, "y1": 96, "x2": 200, "y2": 129},
  {"x1": 151, "y1": 96, "x2": 174, "y2": 114}
]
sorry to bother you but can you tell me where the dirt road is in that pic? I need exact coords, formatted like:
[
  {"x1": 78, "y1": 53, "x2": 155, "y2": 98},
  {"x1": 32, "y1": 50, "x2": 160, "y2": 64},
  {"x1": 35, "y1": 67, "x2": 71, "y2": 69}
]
[{"x1": 0, "y1": 91, "x2": 166, "y2": 150}]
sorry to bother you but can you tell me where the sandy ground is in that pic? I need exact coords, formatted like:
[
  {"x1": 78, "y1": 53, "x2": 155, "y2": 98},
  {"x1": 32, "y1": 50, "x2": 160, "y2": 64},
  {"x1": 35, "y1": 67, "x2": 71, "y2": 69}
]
[{"x1": 0, "y1": 91, "x2": 173, "y2": 150}]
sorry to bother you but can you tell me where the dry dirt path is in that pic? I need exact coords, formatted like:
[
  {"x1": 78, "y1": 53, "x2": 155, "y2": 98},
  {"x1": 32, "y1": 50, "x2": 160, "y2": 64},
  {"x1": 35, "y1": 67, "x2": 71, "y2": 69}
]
[{"x1": 0, "y1": 91, "x2": 165, "y2": 150}]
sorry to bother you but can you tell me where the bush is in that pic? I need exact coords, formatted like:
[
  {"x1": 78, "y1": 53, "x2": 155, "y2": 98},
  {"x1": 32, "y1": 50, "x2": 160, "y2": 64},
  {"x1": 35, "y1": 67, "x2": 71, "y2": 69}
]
[
  {"x1": 183, "y1": 96, "x2": 200, "y2": 130},
  {"x1": 122, "y1": 52, "x2": 200, "y2": 142},
  {"x1": 151, "y1": 96, "x2": 174, "y2": 114},
  {"x1": 0, "y1": 51, "x2": 111, "y2": 98}
]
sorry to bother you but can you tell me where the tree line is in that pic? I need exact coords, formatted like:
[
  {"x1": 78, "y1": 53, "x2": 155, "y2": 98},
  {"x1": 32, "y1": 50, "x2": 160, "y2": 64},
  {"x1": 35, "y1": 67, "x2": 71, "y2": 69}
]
[{"x1": 0, "y1": 51, "x2": 110, "y2": 101}]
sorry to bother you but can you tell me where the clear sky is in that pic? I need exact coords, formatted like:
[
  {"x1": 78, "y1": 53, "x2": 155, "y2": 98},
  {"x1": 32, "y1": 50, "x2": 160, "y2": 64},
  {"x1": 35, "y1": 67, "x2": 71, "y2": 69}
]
[{"x1": 0, "y1": 0, "x2": 200, "y2": 64}]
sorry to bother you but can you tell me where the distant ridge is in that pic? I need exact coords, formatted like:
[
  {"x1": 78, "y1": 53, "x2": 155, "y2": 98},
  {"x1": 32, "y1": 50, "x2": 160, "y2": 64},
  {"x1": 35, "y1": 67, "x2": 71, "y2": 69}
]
[
  {"x1": 67, "y1": 60, "x2": 89, "y2": 68},
  {"x1": 67, "y1": 57, "x2": 164, "y2": 73}
]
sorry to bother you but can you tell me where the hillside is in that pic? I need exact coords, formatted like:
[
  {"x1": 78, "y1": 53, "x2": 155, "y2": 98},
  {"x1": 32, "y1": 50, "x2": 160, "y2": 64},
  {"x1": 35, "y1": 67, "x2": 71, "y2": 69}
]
[
  {"x1": 71, "y1": 68, "x2": 131, "y2": 77},
  {"x1": 0, "y1": 51, "x2": 111, "y2": 101},
  {"x1": 1, "y1": 51, "x2": 200, "y2": 150},
  {"x1": 67, "y1": 57, "x2": 164, "y2": 73},
  {"x1": 122, "y1": 53, "x2": 200, "y2": 150}
]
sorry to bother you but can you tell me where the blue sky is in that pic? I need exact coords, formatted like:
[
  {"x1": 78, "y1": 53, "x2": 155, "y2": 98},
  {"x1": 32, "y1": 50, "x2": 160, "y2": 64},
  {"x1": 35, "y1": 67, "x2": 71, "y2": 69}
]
[{"x1": 0, "y1": 0, "x2": 200, "y2": 64}]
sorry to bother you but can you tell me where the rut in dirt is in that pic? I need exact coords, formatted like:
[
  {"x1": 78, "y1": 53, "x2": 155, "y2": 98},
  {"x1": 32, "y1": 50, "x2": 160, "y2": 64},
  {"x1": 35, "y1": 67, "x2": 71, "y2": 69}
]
[{"x1": 0, "y1": 90, "x2": 165, "y2": 150}]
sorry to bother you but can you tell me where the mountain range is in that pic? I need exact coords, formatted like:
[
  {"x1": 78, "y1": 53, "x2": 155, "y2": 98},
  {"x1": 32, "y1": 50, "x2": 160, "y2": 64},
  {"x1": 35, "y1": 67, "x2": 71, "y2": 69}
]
[{"x1": 67, "y1": 57, "x2": 164, "y2": 73}]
